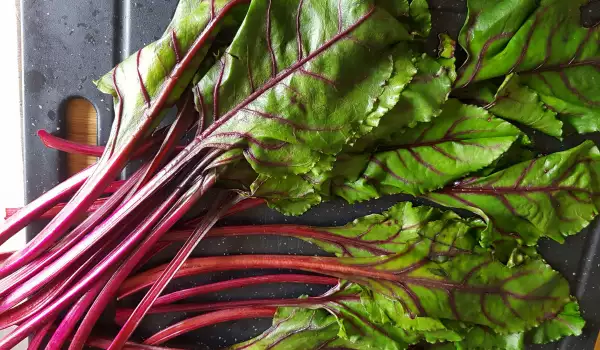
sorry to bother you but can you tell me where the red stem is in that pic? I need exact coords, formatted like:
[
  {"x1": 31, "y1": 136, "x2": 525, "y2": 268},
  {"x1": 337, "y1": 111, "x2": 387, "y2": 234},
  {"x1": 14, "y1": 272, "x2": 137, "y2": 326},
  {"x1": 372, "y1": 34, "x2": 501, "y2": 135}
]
[
  {"x1": 27, "y1": 325, "x2": 180, "y2": 350},
  {"x1": 225, "y1": 198, "x2": 266, "y2": 216},
  {"x1": 110, "y1": 191, "x2": 239, "y2": 349},
  {"x1": 0, "y1": 166, "x2": 146, "y2": 302},
  {"x1": 0, "y1": 234, "x2": 114, "y2": 329},
  {"x1": 0, "y1": 165, "x2": 95, "y2": 244},
  {"x1": 87, "y1": 336, "x2": 182, "y2": 350},
  {"x1": 119, "y1": 255, "x2": 396, "y2": 298},
  {"x1": 144, "y1": 307, "x2": 277, "y2": 345},
  {"x1": 38, "y1": 130, "x2": 105, "y2": 157},
  {"x1": 0, "y1": 29, "x2": 241, "y2": 345},
  {"x1": 116, "y1": 294, "x2": 355, "y2": 326},
  {"x1": 130, "y1": 93, "x2": 195, "y2": 196},
  {"x1": 4, "y1": 179, "x2": 126, "y2": 221},
  {"x1": 133, "y1": 241, "x2": 172, "y2": 274},
  {"x1": 37, "y1": 129, "x2": 180, "y2": 158},
  {"x1": 70, "y1": 154, "x2": 221, "y2": 350},
  {"x1": 46, "y1": 273, "x2": 113, "y2": 349},
  {"x1": 6, "y1": 0, "x2": 251, "y2": 286},
  {"x1": 121, "y1": 274, "x2": 337, "y2": 301},
  {"x1": 0, "y1": 268, "x2": 73, "y2": 329},
  {"x1": 5, "y1": 197, "x2": 108, "y2": 221},
  {"x1": 166, "y1": 224, "x2": 340, "y2": 243},
  {"x1": 27, "y1": 316, "x2": 57, "y2": 350},
  {"x1": 181, "y1": 198, "x2": 266, "y2": 228},
  {"x1": 5, "y1": 195, "x2": 262, "y2": 223}
]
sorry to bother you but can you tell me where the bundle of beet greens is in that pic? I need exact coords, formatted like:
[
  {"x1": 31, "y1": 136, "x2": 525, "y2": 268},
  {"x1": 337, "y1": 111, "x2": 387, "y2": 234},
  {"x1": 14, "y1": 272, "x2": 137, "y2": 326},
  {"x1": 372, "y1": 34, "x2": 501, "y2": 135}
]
[{"x1": 1, "y1": 0, "x2": 599, "y2": 348}]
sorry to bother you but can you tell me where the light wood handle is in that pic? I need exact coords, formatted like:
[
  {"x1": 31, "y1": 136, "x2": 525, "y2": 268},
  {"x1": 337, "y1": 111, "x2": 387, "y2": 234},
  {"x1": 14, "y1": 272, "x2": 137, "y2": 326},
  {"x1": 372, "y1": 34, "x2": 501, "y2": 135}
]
[{"x1": 65, "y1": 98, "x2": 97, "y2": 176}]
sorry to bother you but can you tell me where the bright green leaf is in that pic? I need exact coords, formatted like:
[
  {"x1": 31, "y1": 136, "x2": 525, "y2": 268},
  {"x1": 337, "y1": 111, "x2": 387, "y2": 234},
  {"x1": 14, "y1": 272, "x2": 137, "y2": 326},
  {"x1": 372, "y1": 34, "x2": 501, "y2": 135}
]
[
  {"x1": 456, "y1": 0, "x2": 600, "y2": 133},
  {"x1": 333, "y1": 100, "x2": 522, "y2": 203},
  {"x1": 454, "y1": 74, "x2": 563, "y2": 138},
  {"x1": 427, "y1": 141, "x2": 600, "y2": 246},
  {"x1": 409, "y1": 0, "x2": 432, "y2": 37},
  {"x1": 194, "y1": 0, "x2": 409, "y2": 176},
  {"x1": 96, "y1": 0, "x2": 249, "y2": 151},
  {"x1": 292, "y1": 202, "x2": 484, "y2": 258},
  {"x1": 527, "y1": 301, "x2": 585, "y2": 344}
]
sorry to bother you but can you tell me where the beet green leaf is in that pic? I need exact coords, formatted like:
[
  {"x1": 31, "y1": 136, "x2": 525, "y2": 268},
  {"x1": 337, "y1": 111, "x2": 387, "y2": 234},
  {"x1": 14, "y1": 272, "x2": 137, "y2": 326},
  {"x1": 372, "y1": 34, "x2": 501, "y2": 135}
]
[
  {"x1": 429, "y1": 326, "x2": 525, "y2": 350},
  {"x1": 427, "y1": 141, "x2": 600, "y2": 246},
  {"x1": 408, "y1": 0, "x2": 432, "y2": 38},
  {"x1": 456, "y1": 0, "x2": 600, "y2": 133},
  {"x1": 229, "y1": 286, "x2": 580, "y2": 349},
  {"x1": 229, "y1": 284, "x2": 462, "y2": 350},
  {"x1": 429, "y1": 301, "x2": 583, "y2": 349},
  {"x1": 247, "y1": 38, "x2": 456, "y2": 214},
  {"x1": 193, "y1": 0, "x2": 409, "y2": 175},
  {"x1": 293, "y1": 202, "x2": 484, "y2": 258},
  {"x1": 227, "y1": 32, "x2": 458, "y2": 215},
  {"x1": 229, "y1": 307, "x2": 352, "y2": 350},
  {"x1": 527, "y1": 301, "x2": 585, "y2": 344},
  {"x1": 332, "y1": 99, "x2": 523, "y2": 203},
  {"x1": 344, "y1": 251, "x2": 571, "y2": 333},
  {"x1": 375, "y1": 0, "x2": 431, "y2": 37},
  {"x1": 453, "y1": 73, "x2": 563, "y2": 138},
  {"x1": 96, "y1": 0, "x2": 249, "y2": 151},
  {"x1": 349, "y1": 39, "x2": 457, "y2": 153}
]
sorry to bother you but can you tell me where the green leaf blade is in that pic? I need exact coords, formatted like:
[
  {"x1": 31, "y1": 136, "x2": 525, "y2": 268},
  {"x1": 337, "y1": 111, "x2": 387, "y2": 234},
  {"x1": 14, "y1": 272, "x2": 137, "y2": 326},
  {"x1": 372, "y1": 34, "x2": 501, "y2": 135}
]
[
  {"x1": 97, "y1": 0, "x2": 249, "y2": 150},
  {"x1": 351, "y1": 251, "x2": 572, "y2": 334},
  {"x1": 456, "y1": 0, "x2": 600, "y2": 133},
  {"x1": 195, "y1": 0, "x2": 410, "y2": 173},
  {"x1": 427, "y1": 141, "x2": 600, "y2": 246},
  {"x1": 454, "y1": 74, "x2": 563, "y2": 138},
  {"x1": 299, "y1": 202, "x2": 482, "y2": 258},
  {"x1": 334, "y1": 100, "x2": 522, "y2": 203},
  {"x1": 527, "y1": 301, "x2": 585, "y2": 344}
]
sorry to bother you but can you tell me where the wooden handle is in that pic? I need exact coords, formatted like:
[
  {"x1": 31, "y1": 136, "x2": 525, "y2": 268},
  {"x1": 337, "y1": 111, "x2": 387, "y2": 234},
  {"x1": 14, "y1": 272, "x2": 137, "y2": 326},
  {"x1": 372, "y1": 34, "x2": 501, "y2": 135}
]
[{"x1": 65, "y1": 98, "x2": 97, "y2": 176}]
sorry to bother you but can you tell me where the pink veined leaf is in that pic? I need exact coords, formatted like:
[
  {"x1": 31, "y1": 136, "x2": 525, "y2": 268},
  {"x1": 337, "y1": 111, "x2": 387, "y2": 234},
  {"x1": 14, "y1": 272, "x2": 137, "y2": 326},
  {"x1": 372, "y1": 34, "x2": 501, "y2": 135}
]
[
  {"x1": 456, "y1": 0, "x2": 600, "y2": 133},
  {"x1": 331, "y1": 99, "x2": 523, "y2": 203},
  {"x1": 188, "y1": 0, "x2": 410, "y2": 216},
  {"x1": 427, "y1": 141, "x2": 600, "y2": 246}
]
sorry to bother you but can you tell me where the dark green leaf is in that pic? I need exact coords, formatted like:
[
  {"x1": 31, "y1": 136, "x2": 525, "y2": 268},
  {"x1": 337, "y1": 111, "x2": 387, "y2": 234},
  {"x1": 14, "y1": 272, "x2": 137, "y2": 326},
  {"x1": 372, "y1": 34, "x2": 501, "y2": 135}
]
[
  {"x1": 409, "y1": 0, "x2": 432, "y2": 37},
  {"x1": 454, "y1": 74, "x2": 563, "y2": 138},
  {"x1": 333, "y1": 99, "x2": 522, "y2": 203},
  {"x1": 456, "y1": 0, "x2": 600, "y2": 133},
  {"x1": 96, "y1": 0, "x2": 249, "y2": 150},
  {"x1": 341, "y1": 248, "x2": 572, "y2": 333},
  {"x1": 350, "y1": 43, "x2": 457, "y2": 153},
  {"x1": 527, "y1": 301, "x2": 585, "y2": 344},
  {"x1": 244, "y1": 35, "x2": 457, "y2": 214},
  {"x1": 229, "y1": 284, "x2": 462, "y2": 350},
  {"x1": 294, "y1": 202, "x2": 484, "y2": 258},
  {"x1": 429, "y1": 325, "x2": 525, "y2": 350},
  {"x1": 228, "y1": 307, "x2": 348, "y2": 350},
  {"x1": 474, "y1": 140, "x2": 536, "y2": 178},
  {"x1": 194, "y1": 0, "x2": 409, "y2": 176},
  {"x1": 375, "y1": 0, "x2": 410, "y2": 20},
  {"x1": 427, "y1": 141, "x2": 600, "y2": 246},
  {"x1": 429, "y1": 301, "x2": 584, "y2": 349}
]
